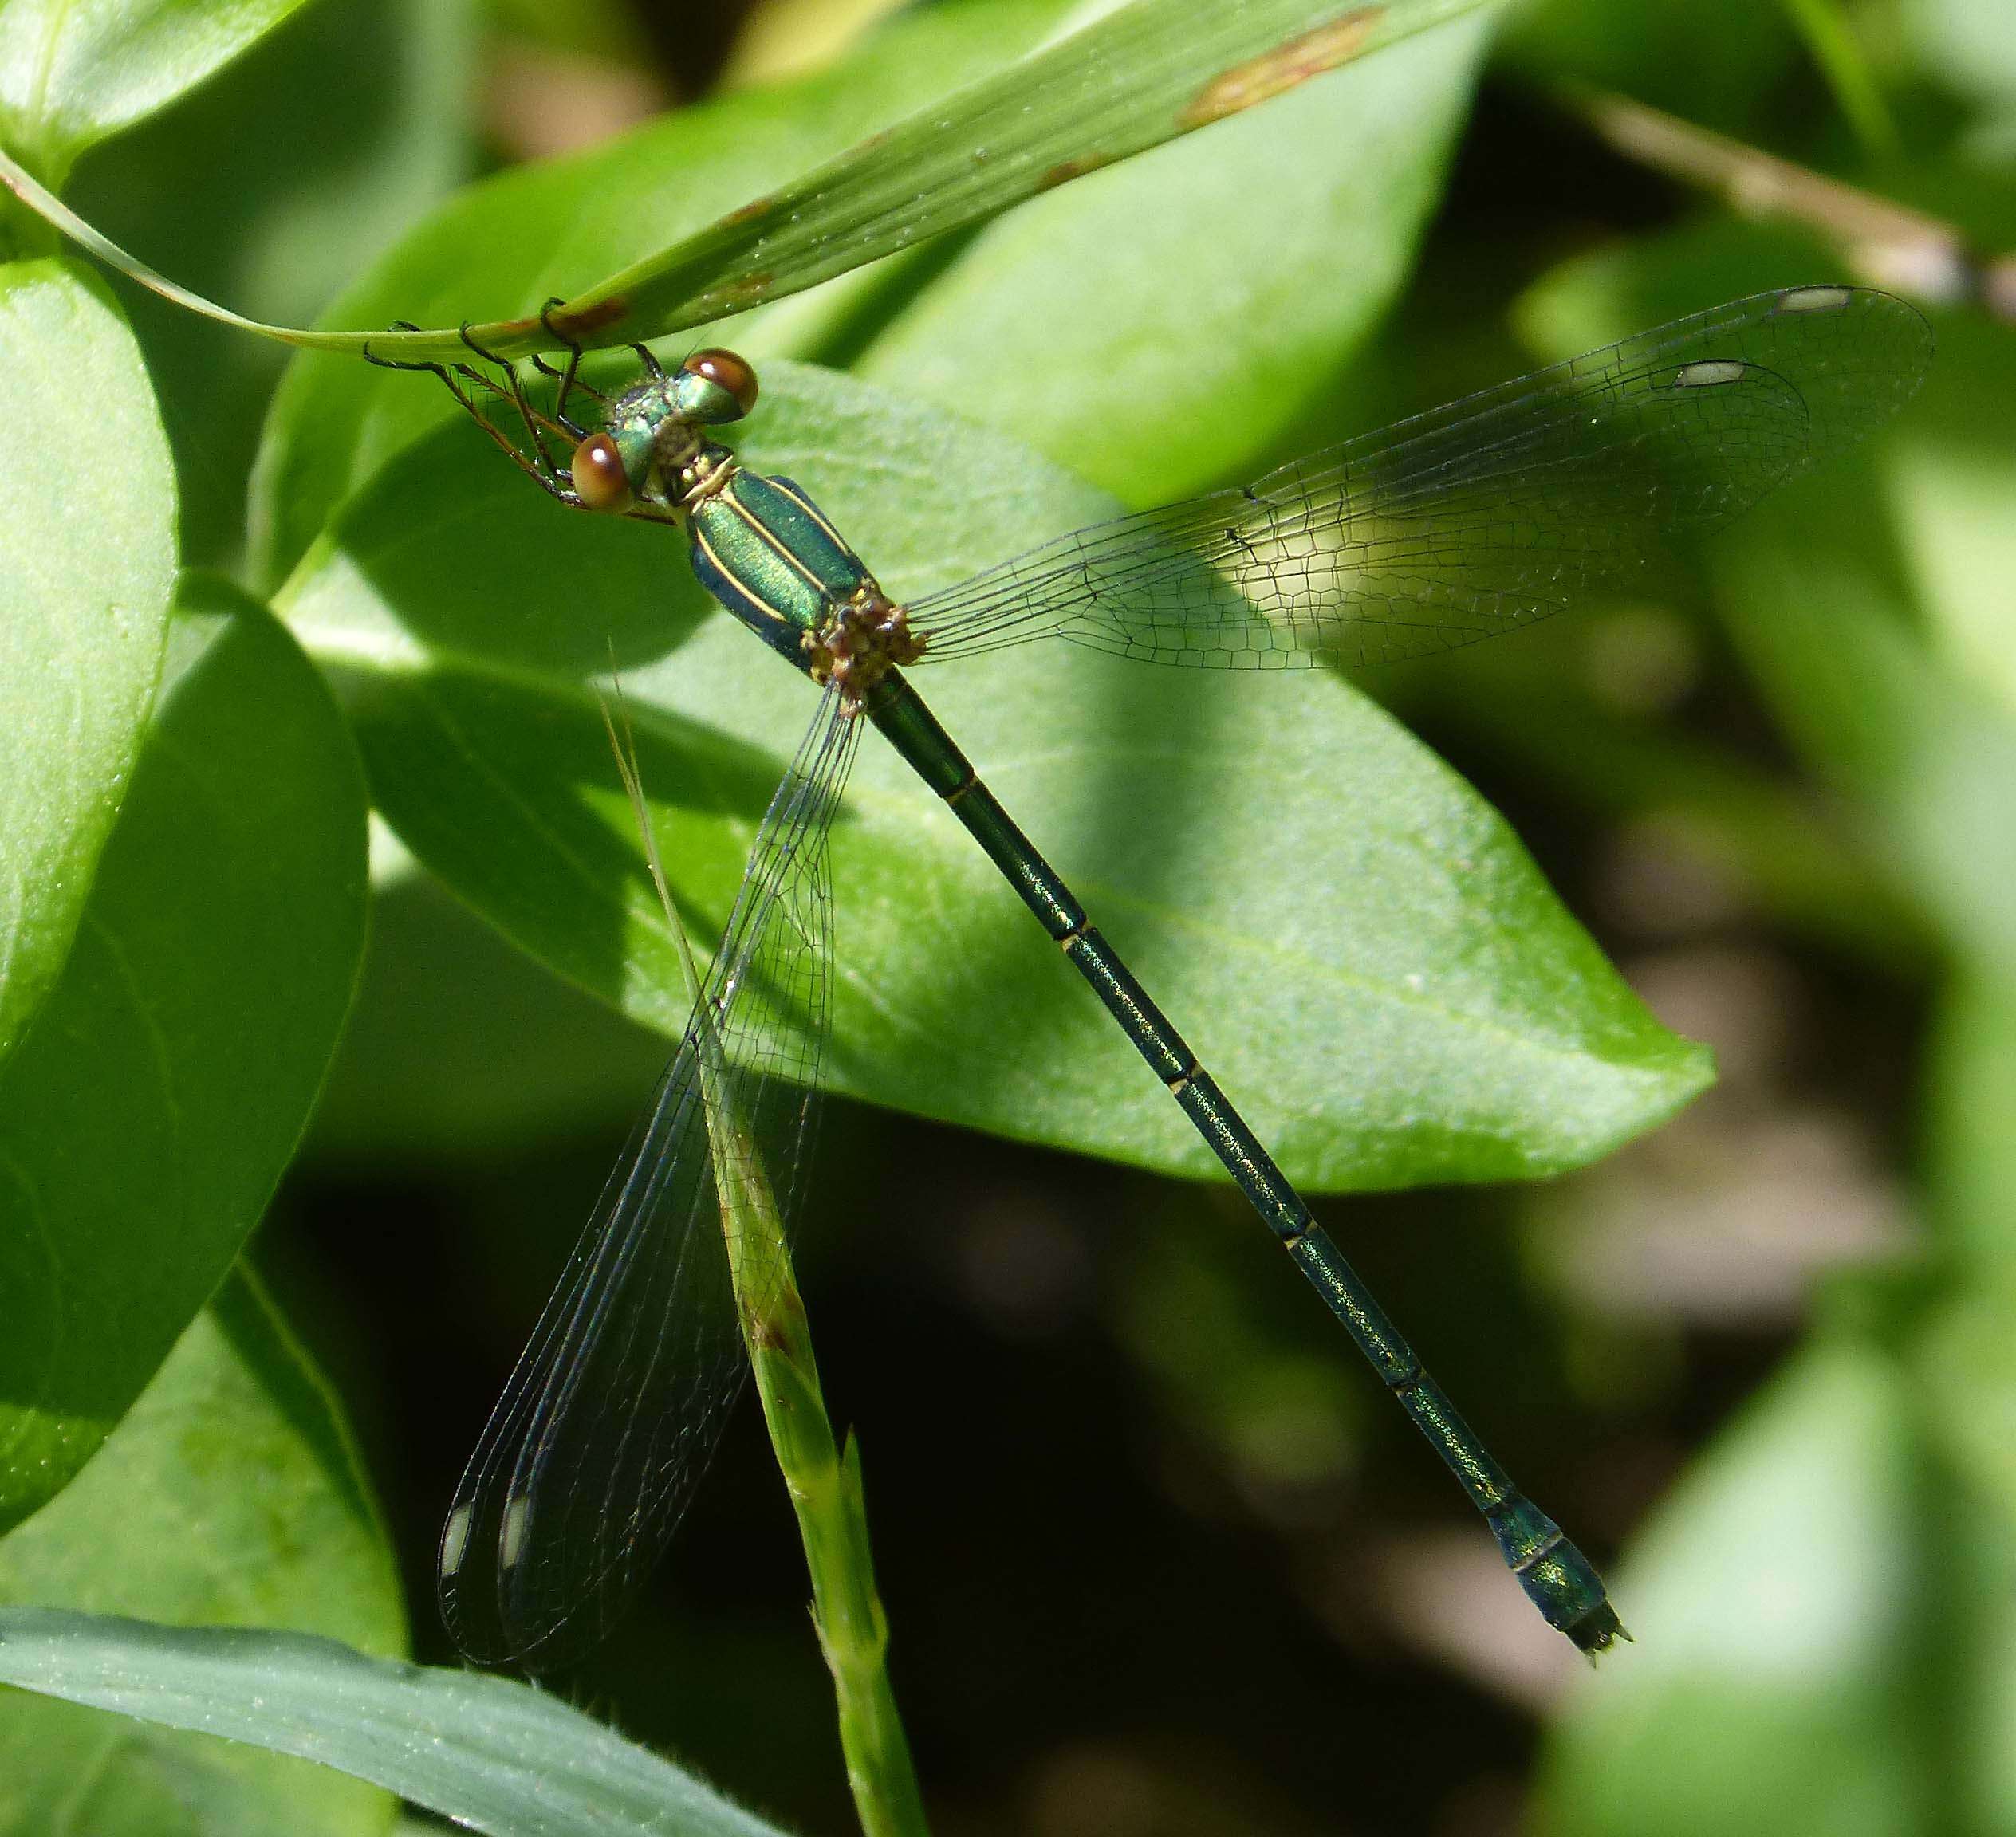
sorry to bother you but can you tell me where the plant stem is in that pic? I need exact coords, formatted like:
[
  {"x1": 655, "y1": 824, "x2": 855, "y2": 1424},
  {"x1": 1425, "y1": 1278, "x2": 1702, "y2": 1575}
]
[
  {"x1": 604, "y1": 698, "x2": 929, "y2": 1837},
  {"x1": 1559, "y1": 85, "x2": 2016, "y2": 322}
]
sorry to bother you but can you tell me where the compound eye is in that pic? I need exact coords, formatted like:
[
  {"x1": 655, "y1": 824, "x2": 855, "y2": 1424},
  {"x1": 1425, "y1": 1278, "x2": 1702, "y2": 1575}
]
[
  {"x1": 681, "y1": 348, "x2": 759, "y2": 419},
  {"x1": 571, "y1": 432, "x2": 633, "y2": 512}
]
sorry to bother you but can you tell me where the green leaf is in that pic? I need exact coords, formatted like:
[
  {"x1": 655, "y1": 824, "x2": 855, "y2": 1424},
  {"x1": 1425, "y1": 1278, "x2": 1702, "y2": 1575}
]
[
  {"x1": 10, "y1": 0, "x2": 1498, "y2": 368},
  {"x1": 0, "y1": 259, "x2": 175, "y2": 1063},
  {"x1": 246, "y1": 0, "x2": 1498, "y2": 579},
  {"x1": 246, "y1": 0, "x2": 1070, "y2": 584},
  {"x1": 1517, "y1": 229, "x2": 2014, "y2": 972},
  {"x1": 65, "y1": 0, "x2": 476, "y2": 567},
  {"x1": 279, "y1": 360, "x2": 1709, "y2": 1190},
  {"x1": 542, "y1": 0, "x2": 1498, "y2": 356},
  {"x1": 0, "y1": 1269, "x2": 404, "y2": 1837},
  {"x1": 0, "y1": 581, "x2": 367, "y2": 1535},
  {"x1": 1924, "y1": 970, "x2": 2016, "y2": 1282},
  {"x1": 1715, "y1": 501, "x2": 2016, "y2": 983},
  {"x1": 1776, "y1": 0, "x2": 1897, "y2": 158},
  {"x1": 1536, "y1": 1339, "x2": 1923, "y2": 1837},
  {"x1": 1900, "y1": 0, "x2": 2016, "y2": 111},
  {"x1": 1915, "y1": 973, "x2": 2016, "y2": 1538},
  {"x1": 853, "y1": 10, "x2": 1490, "y2": 502},
  {"x1": 0, "y1": 1, "x2": 317, "y2": 185},
  {"x1": 1498, "y1": 0, "x2": 1797, "y2": 127},
  {"x1": 307, "y1": 869, "x2": 668, "y2": 1164},
  {"x1": 1885, "y1": 312, "x2": 2016, "y2": 726},
  {"x1": 1396, "y1": 616, "x2": 1931, "y2": 974},
  {"x1": 0, "y1": 1611, "x2": 790, "y2": 1837}
]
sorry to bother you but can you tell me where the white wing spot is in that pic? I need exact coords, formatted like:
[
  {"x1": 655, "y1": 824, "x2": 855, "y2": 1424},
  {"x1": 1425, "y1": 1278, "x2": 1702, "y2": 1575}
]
[
  {"x1": 1671, "y1": 359, "x2": 1749, "y2": 388},
  {"x1": 502, "y1": 1493, "x2": 530, "y2": 1572},
  {"x1": 1773, "y1": 285, "x2": 1853, "y2": 314},
  {"x1": 441, "y1": 1504, "x2": 472, "y2": 1578}
]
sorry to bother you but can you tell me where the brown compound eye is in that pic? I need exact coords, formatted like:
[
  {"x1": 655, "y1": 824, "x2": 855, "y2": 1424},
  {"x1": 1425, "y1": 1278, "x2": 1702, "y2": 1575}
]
[
  {"x1": 570, "y1": 432, "x2": 633, "y2": 512},
  {"x1": 681, "y1": 348, "x2": 758, "y2": 417}
]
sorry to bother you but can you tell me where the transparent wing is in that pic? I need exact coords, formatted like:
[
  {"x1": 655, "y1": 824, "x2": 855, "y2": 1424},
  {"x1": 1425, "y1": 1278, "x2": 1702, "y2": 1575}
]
[
  {"x1": 438, "y1": 688, "x2": 860, "y2": 1668},
  {"x1": 911, "y1": 287, "x2": 1931, "y2": 669}
]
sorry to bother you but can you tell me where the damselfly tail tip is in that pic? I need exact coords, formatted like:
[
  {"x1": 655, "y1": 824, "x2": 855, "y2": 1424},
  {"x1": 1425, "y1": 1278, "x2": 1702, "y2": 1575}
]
[{"x1": 1569, "y1": 1600, "x2": 1630, "y2": 1660}]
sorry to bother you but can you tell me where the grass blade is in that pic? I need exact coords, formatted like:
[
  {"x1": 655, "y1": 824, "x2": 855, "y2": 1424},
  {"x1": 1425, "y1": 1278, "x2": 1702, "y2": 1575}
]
[{"x1": 3, "y1": 0, "x2": 1498, "y2": 362}]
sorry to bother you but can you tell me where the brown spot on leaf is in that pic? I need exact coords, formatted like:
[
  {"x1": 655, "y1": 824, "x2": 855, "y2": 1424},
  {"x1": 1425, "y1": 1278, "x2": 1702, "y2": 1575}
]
[
  {"x1": 1182, "y1": 9, "x2": 1382, "y2": 128},
  {"x1": 1038, "y1": 152, "x2": 1113, "y2": 191},
  {"x1": 526, "y1": 295, "x2": 629, "y2": 340},
  {"x1": 722, "y1": 192, "x2": 777, "y2": 229}
]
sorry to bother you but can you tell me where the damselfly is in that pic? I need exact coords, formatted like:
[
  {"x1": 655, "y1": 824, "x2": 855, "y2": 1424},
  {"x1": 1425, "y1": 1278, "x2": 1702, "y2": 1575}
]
[{"x1": 377, "y1": 284, "x2": 1931, "y2": 1666}]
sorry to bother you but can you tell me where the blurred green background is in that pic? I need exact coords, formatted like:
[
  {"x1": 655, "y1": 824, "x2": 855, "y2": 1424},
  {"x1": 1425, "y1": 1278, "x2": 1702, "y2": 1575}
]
[{"x1": 12, "y1": 0, "x2": 2016, "y2": 1831}]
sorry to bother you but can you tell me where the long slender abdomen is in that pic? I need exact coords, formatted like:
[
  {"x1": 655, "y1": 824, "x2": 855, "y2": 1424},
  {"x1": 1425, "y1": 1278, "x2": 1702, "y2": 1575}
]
[{"x1": 857, "y1": 667, "x2": 1622, "y2": 1654}]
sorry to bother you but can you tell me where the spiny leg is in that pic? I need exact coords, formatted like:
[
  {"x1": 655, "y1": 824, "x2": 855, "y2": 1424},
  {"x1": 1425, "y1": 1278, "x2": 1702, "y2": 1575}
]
[
  {"x1": 460, "y1": 320, "x2": 566, "y2": 478},
  {"x1": 530, "y1": 297, "x2": 606, "y2": 437},
  {"x1": 363, "y1": 319, "x2": 498, "y2": 430},
  {"x1": 363, "y1": 320, "x2": 581, "y2": 507},
  {"x1": 453, "y1": 324, "x2": 583, "y2": 478}
]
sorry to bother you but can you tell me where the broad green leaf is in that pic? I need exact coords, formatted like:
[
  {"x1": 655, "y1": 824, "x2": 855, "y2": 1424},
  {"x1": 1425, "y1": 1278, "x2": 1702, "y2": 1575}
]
[
  {"x1": 0, "y1": 1269, "x2": 404, "y2": 1837},
  {"x1": 307, "y1": 867, "x2": 667, "y2": 1163},
  {"x1": 0, "y1": 582, "x2": 367, "y2": 1534},
  {"x1": 0, "y1": 1611, "x2": 789, "y2": 1837},
  {"x1": 0, "y1": 259, "x2": 174, "y2": 1062},
  {"x1": 855, "y1": 10, "x2": 1490, "y2": 502},
  {"x1": 0, "y1": 1, "x2": 317, "y2": 185},
  {"x1": 1536, "y1": 1339, "x2": 1923, "y2": 1837},
  {"x1": 280, "y1": 360, "x2": 1709, "y2": 1190}
]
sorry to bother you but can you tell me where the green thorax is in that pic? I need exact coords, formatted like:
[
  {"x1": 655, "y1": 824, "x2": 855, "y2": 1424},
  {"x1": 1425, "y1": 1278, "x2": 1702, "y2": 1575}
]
[
  {"x1": 690, "y1": 467, "x2": 873, "y2": 639},
  {"x1": 686, "y1": 466, "x2": 921, "y2": 702}
]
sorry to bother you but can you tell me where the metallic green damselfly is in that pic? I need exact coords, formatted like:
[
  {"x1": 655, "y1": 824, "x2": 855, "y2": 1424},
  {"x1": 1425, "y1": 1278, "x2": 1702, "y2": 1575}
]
[{"x1": 386, "y1": 285, "x2": 1931, "y2": 1667}]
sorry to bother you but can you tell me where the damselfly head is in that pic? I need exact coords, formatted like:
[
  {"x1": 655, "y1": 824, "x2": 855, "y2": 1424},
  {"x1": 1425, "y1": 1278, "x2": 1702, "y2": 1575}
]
[{"x1": 572, "y1": 349, "x2": 760, "y2": 516}]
